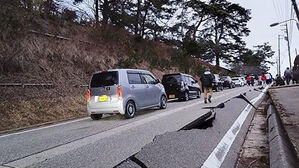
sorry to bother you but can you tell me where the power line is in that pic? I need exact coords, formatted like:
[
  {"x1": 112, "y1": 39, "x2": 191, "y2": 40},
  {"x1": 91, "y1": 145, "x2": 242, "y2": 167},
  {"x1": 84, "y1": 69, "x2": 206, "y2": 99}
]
[
  {"x1": 289, "y1": 6, "x2": 294, "y2": 45},
  {"x1": 272, "y1": 0, "x2": 283, "y2": 20}
]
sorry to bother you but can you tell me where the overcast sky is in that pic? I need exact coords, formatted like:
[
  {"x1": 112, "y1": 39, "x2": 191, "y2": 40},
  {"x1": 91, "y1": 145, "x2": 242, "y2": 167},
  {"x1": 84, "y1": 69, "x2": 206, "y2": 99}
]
[{"x1": 228, "y1": 0, "x2": 299, "y2": 76}]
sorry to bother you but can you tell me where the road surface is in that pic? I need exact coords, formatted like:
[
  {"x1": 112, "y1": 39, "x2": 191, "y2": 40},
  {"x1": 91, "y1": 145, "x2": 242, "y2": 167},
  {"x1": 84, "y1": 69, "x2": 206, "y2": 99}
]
[{"x1": 0, "y1": 86, "x2": 267, "y2": 168}]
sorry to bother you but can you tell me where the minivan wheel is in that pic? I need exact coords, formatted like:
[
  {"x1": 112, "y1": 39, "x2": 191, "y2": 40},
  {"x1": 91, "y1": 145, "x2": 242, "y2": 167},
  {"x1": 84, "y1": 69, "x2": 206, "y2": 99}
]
[
  {"x1": 160, "y1": 95, "x2": 167, "y2": 109},
  {"x1": 91, "y1": 114, "x2": 103, "y2": 120},
  {"x1": 125, "y1": 101, "x2": 136, "y2": 119},
  {"x1": 184, "y1": 91, "x2": 189, "y2": 101}
]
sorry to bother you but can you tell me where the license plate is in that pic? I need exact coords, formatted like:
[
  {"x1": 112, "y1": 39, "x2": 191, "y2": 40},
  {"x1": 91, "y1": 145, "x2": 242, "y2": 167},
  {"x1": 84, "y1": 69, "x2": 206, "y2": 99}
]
[
  {"x1": 169, "y1": 94, "x2": 175, "y2": 99},
  {"x1": 99, "y1": 95, "x2": 108, "y2": 102}
]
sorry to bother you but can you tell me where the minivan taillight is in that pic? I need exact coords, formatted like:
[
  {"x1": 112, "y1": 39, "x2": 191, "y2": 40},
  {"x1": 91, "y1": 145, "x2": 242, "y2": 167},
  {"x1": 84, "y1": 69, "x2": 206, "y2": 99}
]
[
  {"x1": 117, "y1": 85, "x2": 122, "y2": 99},
  {"x1": 86, "y1": 89, "x2": 91, "y2": 103}
]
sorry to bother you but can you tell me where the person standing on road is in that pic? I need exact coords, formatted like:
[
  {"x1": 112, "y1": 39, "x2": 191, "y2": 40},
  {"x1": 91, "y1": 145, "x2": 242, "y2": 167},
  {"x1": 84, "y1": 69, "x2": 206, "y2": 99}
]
[
  {"x1": 250, "y1": 75, "x2": 255, "y2": 86},
  {"x1": 246, "y1": 75, "x2": 251, "y2": 86},
  {"x1": 284, "y1": 67, "x2": 292, "y2": 85},
  {"x1": 200, "y1": 69, "x2": 215, "y2": 104},
  {"x1": 261, "y1": 74, "x2": 267, "y2": 85}
]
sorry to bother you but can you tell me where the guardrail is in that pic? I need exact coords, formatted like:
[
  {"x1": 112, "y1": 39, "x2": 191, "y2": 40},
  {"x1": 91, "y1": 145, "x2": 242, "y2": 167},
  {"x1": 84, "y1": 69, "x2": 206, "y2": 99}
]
[{"x1": 0, "y1": 83, "x2": 88, "y2": 88}]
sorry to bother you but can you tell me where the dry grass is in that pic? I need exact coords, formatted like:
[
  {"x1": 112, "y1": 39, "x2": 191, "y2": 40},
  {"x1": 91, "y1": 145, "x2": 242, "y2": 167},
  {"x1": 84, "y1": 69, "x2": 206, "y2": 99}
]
[
  {"x1": 0, "y1": 18, "x2": 207, "y2": 132},
  {"x1": 0, "y1": 95, "x2": 86, "y2": 132}
]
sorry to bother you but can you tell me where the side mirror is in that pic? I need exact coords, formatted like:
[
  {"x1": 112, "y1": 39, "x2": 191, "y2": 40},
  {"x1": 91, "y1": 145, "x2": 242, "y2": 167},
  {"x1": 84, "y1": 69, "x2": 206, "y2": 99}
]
[
  {"x1": 155, "y1": 79, "x2": 160, "y2": 84},
  {"x1": 194, "y1": 80, "x2": 198, "y2": 83}
]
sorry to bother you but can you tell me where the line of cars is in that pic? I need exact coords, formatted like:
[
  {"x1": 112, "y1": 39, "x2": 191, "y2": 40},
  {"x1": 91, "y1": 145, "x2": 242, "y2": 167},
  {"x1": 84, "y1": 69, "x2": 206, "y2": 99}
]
[
  {"x1": 85, "y1": 69, "x2": 244, "y2": 120},
  {"x1": 86, "y1": 69, "x2": 203, "y2": 120}
]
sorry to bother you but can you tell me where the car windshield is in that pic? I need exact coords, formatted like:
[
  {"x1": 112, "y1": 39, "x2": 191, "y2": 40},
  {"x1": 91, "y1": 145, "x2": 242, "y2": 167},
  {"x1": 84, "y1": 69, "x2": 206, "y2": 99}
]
[
  {"x1": 162, "y1": 75, "x2": 181, "y2": 84},
  {"x1": 90, "y1": 71, "x2": 118, "y2": 88}
]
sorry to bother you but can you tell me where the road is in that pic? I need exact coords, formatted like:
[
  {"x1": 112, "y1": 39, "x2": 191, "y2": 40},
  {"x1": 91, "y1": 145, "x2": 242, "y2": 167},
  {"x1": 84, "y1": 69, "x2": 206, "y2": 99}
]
[{"x1": 0, "y1": 86, "x2": 267, "y2": 168}]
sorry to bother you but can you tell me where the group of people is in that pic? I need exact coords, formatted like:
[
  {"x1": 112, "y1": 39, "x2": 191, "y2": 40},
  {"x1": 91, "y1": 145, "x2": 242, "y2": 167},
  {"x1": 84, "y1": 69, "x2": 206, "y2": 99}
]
[
  {"x1": 200, "y1": 69, "x2": 270, "y2": 104},
  {"x1": 246, "y1": 74, "x2": 269, "y2": 86},
  {"x1": 276, "y1": 55, "x2": 299, "y2": 85},
  {"x1": 275, "y1": 67, "x2": 297, "y2": 86}
]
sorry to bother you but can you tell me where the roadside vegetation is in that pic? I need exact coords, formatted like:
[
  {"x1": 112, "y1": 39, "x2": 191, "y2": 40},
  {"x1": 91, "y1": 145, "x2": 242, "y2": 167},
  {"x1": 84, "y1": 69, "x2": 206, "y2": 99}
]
[{"x1": 0, "y1": 0, "x2": 274, "y2": 131}]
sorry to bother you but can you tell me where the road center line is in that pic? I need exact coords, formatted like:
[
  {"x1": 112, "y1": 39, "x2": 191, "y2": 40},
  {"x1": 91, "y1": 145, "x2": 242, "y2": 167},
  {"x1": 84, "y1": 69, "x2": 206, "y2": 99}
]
[
  {"x1": 3, "y1": 88, "x2": 244, "y2": 167},
  {"x1": 201, "y1": 85, "x2": 269, "y2": 168}
]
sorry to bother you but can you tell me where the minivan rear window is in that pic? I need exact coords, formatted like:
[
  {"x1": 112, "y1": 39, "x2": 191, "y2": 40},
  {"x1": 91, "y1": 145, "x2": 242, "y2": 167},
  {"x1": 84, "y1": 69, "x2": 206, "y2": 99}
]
[
  {"x1": 162, "y1": 75, "x2": 181, "y2": 84},
  {"x1": 90, "y1": 71, "x2": 118, "y2": 88}
]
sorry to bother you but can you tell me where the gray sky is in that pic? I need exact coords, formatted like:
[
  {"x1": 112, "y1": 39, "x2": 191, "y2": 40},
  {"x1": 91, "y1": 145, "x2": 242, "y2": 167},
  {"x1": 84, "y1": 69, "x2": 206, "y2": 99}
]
[{"x1": 228, "y1": 0, "x2": 299, "y2": 76}]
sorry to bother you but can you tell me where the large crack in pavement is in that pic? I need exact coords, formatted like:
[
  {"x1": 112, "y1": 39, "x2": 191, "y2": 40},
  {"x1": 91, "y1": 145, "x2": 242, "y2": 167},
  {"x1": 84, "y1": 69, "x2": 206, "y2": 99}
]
[{"x1": 115, "y1": 90, "x2": 263, "y2": 168}]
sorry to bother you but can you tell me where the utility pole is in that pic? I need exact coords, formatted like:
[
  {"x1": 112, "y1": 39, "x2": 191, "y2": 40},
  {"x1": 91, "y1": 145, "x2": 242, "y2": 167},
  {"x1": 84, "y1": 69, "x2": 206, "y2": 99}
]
[
  {"x1": 285, "y1": 24, "x2": 292, "y2": 70},
  {"x1": 278, "y1": 35, "x2": 281, "y2": 76},
  {"x1": 291, "y1": 0, "x2": 299, "y2": 21}
]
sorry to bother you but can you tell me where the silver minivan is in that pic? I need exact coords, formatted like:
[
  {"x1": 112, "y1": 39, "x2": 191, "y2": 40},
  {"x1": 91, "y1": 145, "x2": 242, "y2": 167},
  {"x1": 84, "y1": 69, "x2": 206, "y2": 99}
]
[{"x1": 86, "y1": 69, "x2": 167, "y2": 120}]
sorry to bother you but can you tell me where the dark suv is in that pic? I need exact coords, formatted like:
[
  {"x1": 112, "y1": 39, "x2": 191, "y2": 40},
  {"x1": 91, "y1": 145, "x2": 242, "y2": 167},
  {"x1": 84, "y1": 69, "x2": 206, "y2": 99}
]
[
  {"x1": 220, "y1": 76, "x2": 235, "y2": 89},
  {"x1": 212, "y1": 74, "x2": 223, "y2": 92},
  {"x1": 162, "y1": 73, "x2": 201, "y2": 101}
]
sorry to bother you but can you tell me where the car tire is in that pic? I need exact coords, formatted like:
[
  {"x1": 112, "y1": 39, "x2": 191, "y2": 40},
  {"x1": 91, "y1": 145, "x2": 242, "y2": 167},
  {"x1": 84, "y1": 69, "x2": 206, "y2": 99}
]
[
  {"x1": 91, "y1": 114, "x2": 103, "y2": 120},
  {"x1": 159, "y1": 95, "x2": 167, "y2": 109},
  {"x1": 215, "y1": 86, "x2": 219, "y2": 92},
  {"x1": 124, "y1": 101, "x2": 136, "y2": 119},
  {"x1": 184, "y1": 91, "x2": 189, "y2": 101},
  {"x1": 196, "y1": 90, "x2": 201, "y2": 98}
]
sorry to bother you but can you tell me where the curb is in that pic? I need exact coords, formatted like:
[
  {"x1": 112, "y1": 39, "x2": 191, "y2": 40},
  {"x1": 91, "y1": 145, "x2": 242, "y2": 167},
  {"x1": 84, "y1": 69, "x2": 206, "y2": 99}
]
[{"x1": 267, "y1": 103, "x2": 298, "y2": 168}]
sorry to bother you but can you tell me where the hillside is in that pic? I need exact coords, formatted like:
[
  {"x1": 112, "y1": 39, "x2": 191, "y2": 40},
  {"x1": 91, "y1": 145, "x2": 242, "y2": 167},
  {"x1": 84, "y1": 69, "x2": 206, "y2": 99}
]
[{"x1": 0, "y1": 8, "x2": 230, "y2": 132}]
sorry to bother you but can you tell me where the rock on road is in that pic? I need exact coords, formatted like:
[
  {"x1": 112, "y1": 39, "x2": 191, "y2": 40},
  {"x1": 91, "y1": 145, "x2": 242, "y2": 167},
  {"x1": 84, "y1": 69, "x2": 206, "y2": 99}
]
[{"x1": 0, "y1": 86, "x2": 267, "y2": 168}]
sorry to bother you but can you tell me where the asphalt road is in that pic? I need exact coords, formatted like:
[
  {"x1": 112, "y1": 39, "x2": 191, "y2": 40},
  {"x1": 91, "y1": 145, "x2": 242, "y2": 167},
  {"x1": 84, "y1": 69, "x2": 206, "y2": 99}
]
[{"x1": 0, "y1": 86, "x2": 267, "y2": 168}]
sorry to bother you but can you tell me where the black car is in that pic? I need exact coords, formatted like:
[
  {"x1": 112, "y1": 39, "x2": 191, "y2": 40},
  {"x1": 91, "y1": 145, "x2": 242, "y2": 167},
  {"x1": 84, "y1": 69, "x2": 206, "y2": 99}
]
[
  {"x1": 162, "y1": 73, "x2": 201, "y2": 101},
  {"x1": 220, "y1": 76, "x2": 235, "y2": 89},
  {"x1": 212, "y1": 74, "x2": 224, "y2": 92}
]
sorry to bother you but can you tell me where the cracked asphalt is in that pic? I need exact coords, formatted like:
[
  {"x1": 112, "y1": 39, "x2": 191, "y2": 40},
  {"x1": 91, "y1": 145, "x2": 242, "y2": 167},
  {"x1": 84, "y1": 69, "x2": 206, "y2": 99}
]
[{"x1": 0, "y1": 86, "x2": 265, "y2": 168}]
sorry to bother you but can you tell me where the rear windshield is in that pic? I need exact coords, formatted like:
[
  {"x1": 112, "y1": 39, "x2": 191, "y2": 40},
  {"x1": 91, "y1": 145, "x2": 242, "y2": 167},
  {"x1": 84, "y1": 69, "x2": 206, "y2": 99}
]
[
  {"x1": 162, "y1": 75, "x2": 181, "y2": 84},
  {"x1": 90, "y1": 71, "x2": 118, "y2": 88}
]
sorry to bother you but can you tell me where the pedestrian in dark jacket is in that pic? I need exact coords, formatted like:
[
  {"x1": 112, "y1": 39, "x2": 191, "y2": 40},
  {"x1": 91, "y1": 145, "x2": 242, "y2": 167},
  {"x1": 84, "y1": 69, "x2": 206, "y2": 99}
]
[
  {"x1": 200, "y1": 69, "x2": 215, "y2": 104},
  {"x1": 250, "y1": 75, "x2": 254, "y2": 86},
  {"x1": 284, "y1": 67, "x2": 292, "y2": 85},
  {"x1": 275, "y1": 75, "x2": 285, "y2": 86}
]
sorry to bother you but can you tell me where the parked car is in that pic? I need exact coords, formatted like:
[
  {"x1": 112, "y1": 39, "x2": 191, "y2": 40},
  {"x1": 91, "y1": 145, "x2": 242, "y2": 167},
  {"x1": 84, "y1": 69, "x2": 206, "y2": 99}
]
[
  {"x1": 212, "y1": 74, "x2": 224, "y2": 92},
  {"x1": 232, "y1": 77, "x2": 244, "y2": 87},
  {"x1": 220, "y1": 76, "x2": 235, "y2": 89},
  {"x1": 237, "y1": 76, "x2": 246, "y2": 85},
  {"x1": 162, "y1": 73, "x2": 201, "y2": 101},
  {"x1": 86, "y1": 69, "x2": 167, "y2": 120}
]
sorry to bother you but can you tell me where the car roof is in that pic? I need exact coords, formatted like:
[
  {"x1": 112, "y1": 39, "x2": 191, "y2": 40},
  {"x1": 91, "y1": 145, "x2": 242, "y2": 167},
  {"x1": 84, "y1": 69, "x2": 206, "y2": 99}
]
[
  {"x1": 93, "y1": 69, "x2": 151, "y2": 75},
  {"x1": 162, "y1": 73, "x2": 192, "y2": 77}
]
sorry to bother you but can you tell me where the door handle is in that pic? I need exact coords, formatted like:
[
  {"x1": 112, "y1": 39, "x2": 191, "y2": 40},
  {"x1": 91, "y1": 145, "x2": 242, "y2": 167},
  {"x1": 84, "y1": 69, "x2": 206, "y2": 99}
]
[{"x1": 131, "y1": 85, "x2": 135, "y2": 89}]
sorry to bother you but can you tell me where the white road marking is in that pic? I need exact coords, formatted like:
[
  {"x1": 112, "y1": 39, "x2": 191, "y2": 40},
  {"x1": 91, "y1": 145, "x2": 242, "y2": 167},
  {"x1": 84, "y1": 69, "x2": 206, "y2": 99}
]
[
  {"x1": 0, "y1": 117, "x2": 89, "y2": 139},
  {"x1": 201, "y1": 86, "x2": 269, "y2": 168},
  {"x1": 3, "y1": 88, "x2": 245, "y2": 167}
]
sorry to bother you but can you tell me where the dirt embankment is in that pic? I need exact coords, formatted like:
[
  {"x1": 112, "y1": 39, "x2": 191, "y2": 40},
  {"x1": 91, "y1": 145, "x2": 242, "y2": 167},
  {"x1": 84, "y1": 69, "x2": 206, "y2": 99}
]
[{"x1": 0, "y1": 18, "x2": 185, "y2": 132}]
